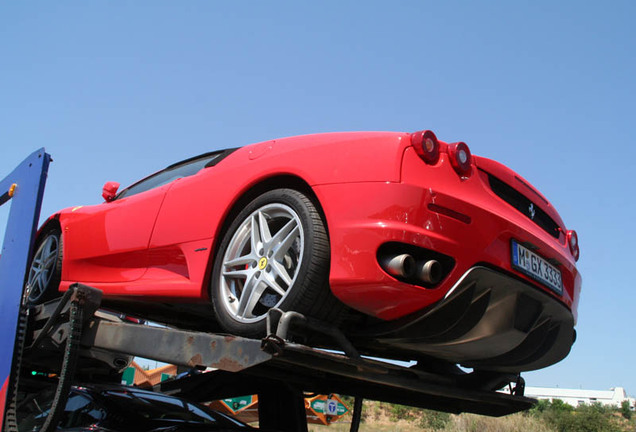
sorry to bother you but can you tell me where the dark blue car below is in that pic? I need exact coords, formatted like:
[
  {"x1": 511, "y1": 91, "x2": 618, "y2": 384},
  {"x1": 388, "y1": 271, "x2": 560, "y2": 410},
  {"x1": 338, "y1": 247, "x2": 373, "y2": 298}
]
[{"x1": 18, "y1": 384, "x2": 257, "y2": 432}]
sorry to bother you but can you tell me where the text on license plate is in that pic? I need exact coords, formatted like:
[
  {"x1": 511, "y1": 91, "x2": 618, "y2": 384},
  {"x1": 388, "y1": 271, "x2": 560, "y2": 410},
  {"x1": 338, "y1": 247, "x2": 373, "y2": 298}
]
[{"x1": 511, "y1": 241, "x2": 563, "y2": 295}]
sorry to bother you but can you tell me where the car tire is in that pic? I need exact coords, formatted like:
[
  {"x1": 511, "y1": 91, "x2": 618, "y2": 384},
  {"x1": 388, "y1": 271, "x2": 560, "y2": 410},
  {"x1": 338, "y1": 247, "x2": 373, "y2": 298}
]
[
  {"x1": 26, "y1": 226, "x2": 63, "y2": 304},
  {"x1": 211, "y1": 189, "x2": 339, "y2": 338}
]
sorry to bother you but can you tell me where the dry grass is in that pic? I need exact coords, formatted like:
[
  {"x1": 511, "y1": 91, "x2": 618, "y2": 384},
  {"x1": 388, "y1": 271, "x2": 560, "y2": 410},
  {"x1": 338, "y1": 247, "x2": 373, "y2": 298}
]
[
  {"x1": 309, "y1": 413, "x2": 556, "y2": 432},
  {"x1": 445, "y1": 413, "x2": 555, "y2": 432},
  {"x1": 308, "y1": 400, "x2": 558, "y2": 432},
  {"x1": 310, "y1": 422, "x2": 423, "y2": 432},
  {"x1": 309, "y1": 399, "x2": 636, "y2": 432}
]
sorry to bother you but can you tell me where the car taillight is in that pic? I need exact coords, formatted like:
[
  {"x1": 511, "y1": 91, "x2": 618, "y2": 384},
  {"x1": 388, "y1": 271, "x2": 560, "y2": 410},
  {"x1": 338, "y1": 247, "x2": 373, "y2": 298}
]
[
  {"x1": 410, "y1": 130, "x2": 440, "y2": 164},
  {"x1": 567, "y1": 230, "x2": 579, "y2": 261},
  {"x1": 448, "y1": 142, "x2": 472, "y2": 177}
]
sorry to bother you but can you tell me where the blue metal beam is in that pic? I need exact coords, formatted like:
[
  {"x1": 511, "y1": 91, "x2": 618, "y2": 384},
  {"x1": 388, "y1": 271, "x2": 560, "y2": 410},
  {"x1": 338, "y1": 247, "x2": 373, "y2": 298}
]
[{"x1": 0, "y1": 148, "x2": 51, "y2": 429}]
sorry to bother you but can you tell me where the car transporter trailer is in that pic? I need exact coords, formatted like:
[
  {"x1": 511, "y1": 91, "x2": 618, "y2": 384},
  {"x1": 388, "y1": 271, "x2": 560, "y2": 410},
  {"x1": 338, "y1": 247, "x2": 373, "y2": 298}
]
[{"x1": 0, "y1": 149, "x2": 533, "y2": 432}]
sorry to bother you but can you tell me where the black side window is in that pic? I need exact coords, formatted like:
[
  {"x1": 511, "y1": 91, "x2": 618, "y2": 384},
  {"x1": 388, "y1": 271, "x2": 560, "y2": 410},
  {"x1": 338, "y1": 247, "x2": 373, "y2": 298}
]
[
  {"x1": 18, "y1": 392, "x2": 104, "y2": 431},
  {"x1": 60, "y1": 393, "x2": 104, "y2": 428},
  {"x1": 117, "y1": 152, "x2": 222, "y2": 200}
]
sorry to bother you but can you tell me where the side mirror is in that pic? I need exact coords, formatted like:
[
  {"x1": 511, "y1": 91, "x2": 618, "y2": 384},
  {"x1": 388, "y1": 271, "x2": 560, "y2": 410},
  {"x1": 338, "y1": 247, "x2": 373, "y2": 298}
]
[{"x1": 102, "y1": 181, "x2": 120, "y2": 202}]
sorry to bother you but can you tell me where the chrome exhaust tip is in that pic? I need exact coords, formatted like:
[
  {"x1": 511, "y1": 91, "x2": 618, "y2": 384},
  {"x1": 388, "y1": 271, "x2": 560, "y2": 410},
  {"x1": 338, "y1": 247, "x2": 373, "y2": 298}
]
[
  {"x1": 419, "y1": 260, "x2": 443, "y2": 284},
  {"x1": 382, "y1": 254, "x2": 416, "y2": 278}
]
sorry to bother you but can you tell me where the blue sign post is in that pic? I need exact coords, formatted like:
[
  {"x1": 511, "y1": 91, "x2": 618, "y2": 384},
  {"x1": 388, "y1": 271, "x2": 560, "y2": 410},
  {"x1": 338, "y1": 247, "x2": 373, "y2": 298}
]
[{"x1": 0, "y1": 149, "x2": 51, "y2": 430}]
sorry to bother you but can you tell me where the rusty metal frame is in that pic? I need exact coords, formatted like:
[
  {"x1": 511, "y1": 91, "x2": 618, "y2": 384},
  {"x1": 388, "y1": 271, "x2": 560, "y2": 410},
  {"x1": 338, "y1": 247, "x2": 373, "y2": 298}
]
[
  {"x1": 21, "y1": 285, "x2": 535, "y2": 429},
  {"x1": 82, "y1": 321, "x2": 272, "y2": 372}
]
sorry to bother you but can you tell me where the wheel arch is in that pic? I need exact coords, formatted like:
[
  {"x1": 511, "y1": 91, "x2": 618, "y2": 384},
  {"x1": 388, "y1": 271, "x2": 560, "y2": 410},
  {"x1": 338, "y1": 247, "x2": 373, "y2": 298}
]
[
  {"x1": 37, "y1": 215, "x2": 61, "y2": 234},
  {"x1": 204, "y1": 174, "x2": 329, "y2": 291},
  {"x1": 35, "y1": 216, "x2": 62, "y2": 244},
  {"x1": 34, "y1": 215, "x2": 63, "y2": 254}
]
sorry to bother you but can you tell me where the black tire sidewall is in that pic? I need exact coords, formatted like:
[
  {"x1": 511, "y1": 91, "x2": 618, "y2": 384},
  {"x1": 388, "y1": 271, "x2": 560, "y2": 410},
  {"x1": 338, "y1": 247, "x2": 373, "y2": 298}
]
[
  {"x1": 27, "y1": 226, "x2": 63, "y2": 304},
  {"x1": 210, "y1": 189, "x2": 329, "y2": 337}
]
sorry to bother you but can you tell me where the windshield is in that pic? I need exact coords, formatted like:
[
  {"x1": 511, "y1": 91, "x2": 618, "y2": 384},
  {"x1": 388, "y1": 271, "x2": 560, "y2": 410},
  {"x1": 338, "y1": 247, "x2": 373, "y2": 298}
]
[
  {"x1": 116, "y1": 150, "x2": 233, "y2": 200},
  {"x1": 102, "y1": 389, "x2": 248, "y2": 427}
]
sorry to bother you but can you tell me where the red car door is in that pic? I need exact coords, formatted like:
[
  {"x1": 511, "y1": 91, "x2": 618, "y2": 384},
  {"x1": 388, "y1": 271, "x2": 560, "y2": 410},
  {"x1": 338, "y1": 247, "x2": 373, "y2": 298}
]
[
  {"x1": 62, "y1": 152, "x2": 228, "y2": 285},
  {"x1": 63, "y1": 183, "x2": 171, "y2": 283}
]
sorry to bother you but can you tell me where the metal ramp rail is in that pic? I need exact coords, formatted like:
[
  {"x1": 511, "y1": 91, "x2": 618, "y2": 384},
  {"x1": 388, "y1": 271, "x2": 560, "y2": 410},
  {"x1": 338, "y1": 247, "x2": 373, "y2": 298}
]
[{"x1": 20, "y1": 285, "x2": 532, "y2": 430}]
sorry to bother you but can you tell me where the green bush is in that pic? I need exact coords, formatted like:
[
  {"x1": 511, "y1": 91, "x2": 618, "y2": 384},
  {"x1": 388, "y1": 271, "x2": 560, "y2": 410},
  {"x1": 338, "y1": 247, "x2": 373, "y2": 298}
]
[
  {"x1": 389, "y1": 403, "x2": 414, "y2": 421},
  {"x1": 542, "y1": 402, "x2": 620, "y2": 432},
  {"x1": 550, "y1": 399, "x2": 574, "y2": 412},
  {"x1": 620, "y1": 400, "x2": 632, "y2": 420},
  {"x1": 530, "y1": 399, "x2": 551, "y2": 414}
]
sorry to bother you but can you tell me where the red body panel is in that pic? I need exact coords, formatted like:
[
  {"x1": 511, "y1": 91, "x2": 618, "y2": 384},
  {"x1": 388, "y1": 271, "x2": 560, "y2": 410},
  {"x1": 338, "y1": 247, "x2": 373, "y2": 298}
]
[
  {"x1": 51, "y1": 131, "x2": 580, "y2": 326},
  {"x1": 319, "y1": 148, "x2": 580, "y2": 322},
  {"x1": 62, "y1": 183, "x2": 171, "y2": 283}
]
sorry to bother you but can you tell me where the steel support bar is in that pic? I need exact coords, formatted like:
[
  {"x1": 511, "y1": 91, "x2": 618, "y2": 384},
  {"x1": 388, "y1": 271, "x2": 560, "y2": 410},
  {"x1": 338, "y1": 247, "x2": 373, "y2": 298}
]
[
  {"x1": 272, "y1": 344, "x2": 534, "y2": 416},
  {"x1": 79, "y1": 312, "x2": 532, "y2": 416},
  {"x1": 161, "y1": 342, "x2": 534, "y2": 417},
  {"x1": 24, "y1": 291, "x2": 533, "y2": 419},
  {"x1": 81, "y1": 321, "x2": 272, "y2": 372}
]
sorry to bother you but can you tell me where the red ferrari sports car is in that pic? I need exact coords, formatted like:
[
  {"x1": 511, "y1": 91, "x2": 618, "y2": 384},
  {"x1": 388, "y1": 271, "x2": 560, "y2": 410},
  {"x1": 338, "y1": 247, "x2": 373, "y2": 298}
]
[{"x1": 26, "y1": 130, "x2": 581, "y2": 373}]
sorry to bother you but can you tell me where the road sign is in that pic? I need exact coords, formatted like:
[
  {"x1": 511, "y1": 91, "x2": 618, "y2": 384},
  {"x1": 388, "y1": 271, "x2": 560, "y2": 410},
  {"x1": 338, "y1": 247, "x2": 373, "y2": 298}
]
[
  {"x1": 222, "y1": 395, "x2": 255, "y2": 413},
  {"x1": 311, "y1": 398, "x2": 348, "y2": 416},
  {"x1": 306, "y1": 394, "x2": 349, "y2": 425}
]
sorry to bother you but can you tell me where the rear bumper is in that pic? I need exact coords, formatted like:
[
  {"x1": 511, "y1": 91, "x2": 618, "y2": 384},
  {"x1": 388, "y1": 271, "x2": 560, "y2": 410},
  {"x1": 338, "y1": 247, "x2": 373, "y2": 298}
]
[
  {"x1": 354, "y1": 266, "x2": 575, "y2": 372},
  {"x1": 314, "y1": 148, "x2": 580, "y2": 323}
]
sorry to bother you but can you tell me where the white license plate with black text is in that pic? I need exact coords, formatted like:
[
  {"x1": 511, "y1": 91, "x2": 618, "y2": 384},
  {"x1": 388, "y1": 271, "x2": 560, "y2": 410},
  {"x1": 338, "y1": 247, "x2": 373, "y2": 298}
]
[{"x1": 511, "y1": 240, "x2": 563, "y2": 295}]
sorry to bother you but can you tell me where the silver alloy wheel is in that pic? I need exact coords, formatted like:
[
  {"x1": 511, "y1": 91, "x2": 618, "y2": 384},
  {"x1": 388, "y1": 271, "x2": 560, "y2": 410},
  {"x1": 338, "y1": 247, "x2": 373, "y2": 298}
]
[
  {"x1": 219, "y1": 203, "x2": 305, "y2": 323},
  {"x1": 27, "y1": 234, "x2": 59, "y2": 302}
]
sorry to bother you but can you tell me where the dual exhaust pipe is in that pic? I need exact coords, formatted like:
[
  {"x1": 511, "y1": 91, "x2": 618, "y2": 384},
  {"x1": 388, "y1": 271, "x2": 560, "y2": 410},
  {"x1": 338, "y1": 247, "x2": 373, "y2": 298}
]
[{"x1": 381, "y1": 253, "x2": 443, "y2": 285}]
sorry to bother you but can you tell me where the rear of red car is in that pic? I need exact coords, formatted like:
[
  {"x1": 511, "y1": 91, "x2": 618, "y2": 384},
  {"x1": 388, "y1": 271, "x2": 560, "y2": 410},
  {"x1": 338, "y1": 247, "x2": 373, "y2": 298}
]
[{"x1": 316, "y1": 130, "x2": 581, "y2": 372}]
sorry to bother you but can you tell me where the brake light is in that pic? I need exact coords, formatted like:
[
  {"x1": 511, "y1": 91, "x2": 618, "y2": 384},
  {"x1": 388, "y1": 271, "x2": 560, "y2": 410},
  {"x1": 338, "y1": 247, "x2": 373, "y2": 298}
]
[
  {"x1": 567, "y1": 230, "x2": 579, "y2": 261},
  {"x1": 410, "y1": 130, "x2": 440, "y2": 164},
  {"x1": 448, "y1": 142, "x2": 472, "y2": 177}
]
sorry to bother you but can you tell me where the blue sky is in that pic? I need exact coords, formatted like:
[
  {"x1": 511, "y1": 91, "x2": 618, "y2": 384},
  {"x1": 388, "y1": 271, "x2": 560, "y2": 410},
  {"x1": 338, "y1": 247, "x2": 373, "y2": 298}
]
[{"x1": 1, "y1": 2, "x2": 634, "y2": 395}]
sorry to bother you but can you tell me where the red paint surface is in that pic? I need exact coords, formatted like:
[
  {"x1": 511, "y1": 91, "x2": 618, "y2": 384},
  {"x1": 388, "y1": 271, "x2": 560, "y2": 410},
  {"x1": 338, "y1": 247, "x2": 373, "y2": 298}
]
[
  {"x1": 0, "y1": 376, "x2": 8, "y2": 426},
  {"x1": 46, "y1": 131, "x2": 580, "y2": 323}
]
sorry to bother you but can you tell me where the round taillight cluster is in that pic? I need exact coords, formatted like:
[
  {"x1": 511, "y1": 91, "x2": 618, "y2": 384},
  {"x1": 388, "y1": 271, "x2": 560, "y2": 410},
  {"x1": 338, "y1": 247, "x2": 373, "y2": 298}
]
[
  {"x1": 410, "y1": 130, "x2": 440, "y2": 165},
  {"x1": 448, "y1": 142, "x2": 472, "y2": 177},
  {"x1": 567, "y1": 230, "x2": 580, "y2": 261},
  {"x1": 410, "y1": 130, "x2": 474, "y2": 177}
]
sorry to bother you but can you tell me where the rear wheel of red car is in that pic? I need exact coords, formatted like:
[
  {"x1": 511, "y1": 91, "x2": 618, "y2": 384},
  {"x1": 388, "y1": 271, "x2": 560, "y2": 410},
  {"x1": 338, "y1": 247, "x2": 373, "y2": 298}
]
[
  {"x1": 211, "y1": 189, "x2": 337, "y2": 338},
  {"x1": 26, "y1": 227, "x2": 63, "y2": 304}
]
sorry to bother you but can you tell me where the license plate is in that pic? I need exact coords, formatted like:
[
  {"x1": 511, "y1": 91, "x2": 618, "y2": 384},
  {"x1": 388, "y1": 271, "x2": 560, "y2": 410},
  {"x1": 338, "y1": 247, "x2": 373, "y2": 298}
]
[{"x1": 511, "y1": 240, "x2": 563, "y2": 295}]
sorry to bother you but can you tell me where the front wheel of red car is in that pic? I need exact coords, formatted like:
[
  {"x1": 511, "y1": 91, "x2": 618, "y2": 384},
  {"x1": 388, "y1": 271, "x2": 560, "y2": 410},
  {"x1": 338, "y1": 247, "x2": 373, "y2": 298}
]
[
  {"x1": 211, "y1": 189, "x2": 338, "y2": 338},
  {"x1": 26, "y1": 227, "x2": 63, "y2": 304}
]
